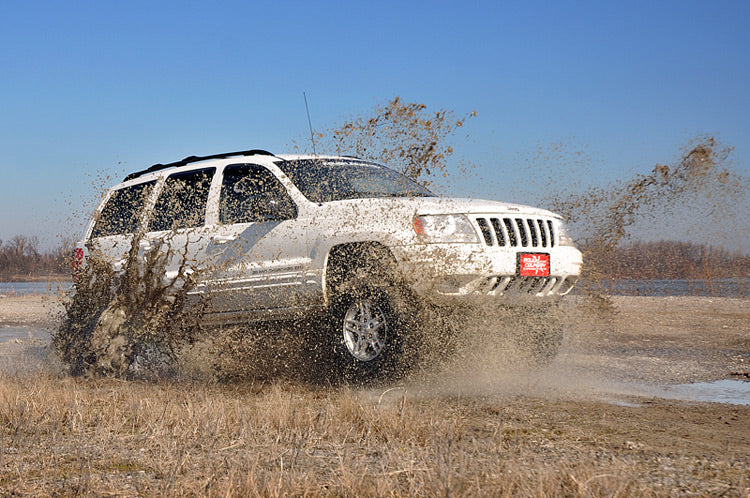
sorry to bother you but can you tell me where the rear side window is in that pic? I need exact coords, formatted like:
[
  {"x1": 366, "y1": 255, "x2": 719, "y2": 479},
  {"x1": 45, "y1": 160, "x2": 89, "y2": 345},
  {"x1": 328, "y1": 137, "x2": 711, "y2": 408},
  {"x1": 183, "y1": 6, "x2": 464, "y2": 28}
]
[
  {"x1": 149, "y1": 168, "x2": 215, "y2": 232},
  {"x1": 91, "y1": 181, "x2": 156, "y2": 238}
]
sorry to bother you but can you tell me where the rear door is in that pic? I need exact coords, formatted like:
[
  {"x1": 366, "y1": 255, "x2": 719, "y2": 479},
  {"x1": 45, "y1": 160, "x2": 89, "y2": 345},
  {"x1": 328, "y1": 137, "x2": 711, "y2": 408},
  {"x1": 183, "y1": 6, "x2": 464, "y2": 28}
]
[
  {"x1": 144, "y1": 167, "x2": 216, "y2": 284},
  {"x1": 200, "y1": 163, "x2": 312, "y2": 313}
]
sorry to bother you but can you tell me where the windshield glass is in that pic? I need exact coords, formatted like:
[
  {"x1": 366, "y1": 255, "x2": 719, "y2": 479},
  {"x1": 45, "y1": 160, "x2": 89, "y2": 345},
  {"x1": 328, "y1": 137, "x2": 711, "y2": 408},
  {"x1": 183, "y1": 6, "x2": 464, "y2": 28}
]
[{"x1": 276, "y1": 159, "x2": 434, "y2": 202}]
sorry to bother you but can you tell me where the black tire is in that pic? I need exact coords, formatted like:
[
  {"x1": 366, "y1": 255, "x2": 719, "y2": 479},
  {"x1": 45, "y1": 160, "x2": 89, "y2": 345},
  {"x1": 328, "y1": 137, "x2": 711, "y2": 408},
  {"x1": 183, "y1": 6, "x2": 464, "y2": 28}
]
[
  {"x1": 516, "y1": 324, "x2": 563, "y2": 365},
  {"x1": 327, "y1": 280, "x2": 414, "y2": 383},
  {"x1": 509, "y1": 305, "x2": 564, "y2": 365}
]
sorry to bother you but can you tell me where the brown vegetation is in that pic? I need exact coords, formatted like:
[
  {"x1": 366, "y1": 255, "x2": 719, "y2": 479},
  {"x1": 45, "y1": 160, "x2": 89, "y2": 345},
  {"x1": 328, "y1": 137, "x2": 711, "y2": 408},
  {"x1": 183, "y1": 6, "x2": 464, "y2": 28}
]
[
  {"x1": 0, "y1": 235, "x2": 69, "y2": 281},
  {"x1": 586, "y1": 239, "x2": 750, "y2": 280},
  {"x1": 0, "y1": 375, "x2": 747, "y2": 497}
]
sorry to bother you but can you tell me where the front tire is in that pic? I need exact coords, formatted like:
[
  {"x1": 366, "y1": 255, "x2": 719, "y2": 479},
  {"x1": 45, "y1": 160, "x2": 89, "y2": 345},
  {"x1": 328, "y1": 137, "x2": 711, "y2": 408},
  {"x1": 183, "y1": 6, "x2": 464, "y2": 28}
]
[
  {"x1": 341, "y1": 294, "x2": 390, "y2": 362},
  {"x1": 328, "y1": 282, "x2": 413, "y2": 383}
]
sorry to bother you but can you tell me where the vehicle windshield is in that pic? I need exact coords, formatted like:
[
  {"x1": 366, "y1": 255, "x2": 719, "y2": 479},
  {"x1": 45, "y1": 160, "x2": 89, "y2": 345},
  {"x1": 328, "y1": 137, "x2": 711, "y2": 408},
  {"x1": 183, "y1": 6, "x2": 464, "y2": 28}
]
[{"x1": 275, "y1": 159, "x2": 434, "y2": 203}]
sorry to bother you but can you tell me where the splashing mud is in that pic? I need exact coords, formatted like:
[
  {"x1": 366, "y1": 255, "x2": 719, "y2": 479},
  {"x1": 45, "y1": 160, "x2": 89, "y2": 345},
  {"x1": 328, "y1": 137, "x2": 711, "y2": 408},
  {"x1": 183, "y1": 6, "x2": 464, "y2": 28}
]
[
  {"x1": 313, "y1": 97, "x2": 477, "y2": 189},
  {"x1": 53, "y1": 232, "x2": 204, "y2": 378},
  {"x1": 548, "y1": 136, "x2": 746, "y2": 294},
  {"x1": 51, "y1": 238, "x2": 568, "y2": 384}
]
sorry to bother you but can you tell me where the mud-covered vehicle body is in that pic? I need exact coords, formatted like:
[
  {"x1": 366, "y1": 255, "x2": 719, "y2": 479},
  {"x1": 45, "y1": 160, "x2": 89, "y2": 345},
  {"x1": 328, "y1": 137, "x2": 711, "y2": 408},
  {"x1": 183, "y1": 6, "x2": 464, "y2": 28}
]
[{"x1": 76, "y1": 150, "x2": 582, "y2": 378}]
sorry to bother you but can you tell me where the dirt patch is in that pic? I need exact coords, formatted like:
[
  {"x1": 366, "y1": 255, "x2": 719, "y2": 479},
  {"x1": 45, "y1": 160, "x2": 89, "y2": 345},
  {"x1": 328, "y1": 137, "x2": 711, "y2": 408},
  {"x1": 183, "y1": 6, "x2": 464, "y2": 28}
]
[
  {"x1": 564, "y1": 296, "x2": 750, "y2": 385},
  {"x1": 0, "y1": 294, "x2": 63, "y2": 328}
]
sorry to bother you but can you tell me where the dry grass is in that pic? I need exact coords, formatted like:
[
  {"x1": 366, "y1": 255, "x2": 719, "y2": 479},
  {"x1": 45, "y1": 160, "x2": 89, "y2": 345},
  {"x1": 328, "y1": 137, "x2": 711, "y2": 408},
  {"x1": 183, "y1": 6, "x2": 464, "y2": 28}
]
[{"x1": 1, "y1": 373, "x2": 747, "y2": 497}]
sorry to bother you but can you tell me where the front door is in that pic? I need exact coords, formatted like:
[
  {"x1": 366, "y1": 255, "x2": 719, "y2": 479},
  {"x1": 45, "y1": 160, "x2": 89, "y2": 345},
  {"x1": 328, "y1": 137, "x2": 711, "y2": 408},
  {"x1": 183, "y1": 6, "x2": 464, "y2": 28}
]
[{"x1": 200, "y1": 163, "x2": 311, "y2": 313}]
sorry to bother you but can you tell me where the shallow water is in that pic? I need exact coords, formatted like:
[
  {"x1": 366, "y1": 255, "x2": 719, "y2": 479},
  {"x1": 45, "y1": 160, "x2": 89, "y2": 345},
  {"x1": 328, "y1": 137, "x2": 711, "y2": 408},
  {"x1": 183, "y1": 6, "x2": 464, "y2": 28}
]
[
  {"x1": 656, "y1": 379, "x2": 750, "y2": 406},
  {"x1": 0, "y1": 325, "x2": 50, "y2": 343},
  {"x1": 0, "y1": 281, "x2": 72, "y2": 296}
]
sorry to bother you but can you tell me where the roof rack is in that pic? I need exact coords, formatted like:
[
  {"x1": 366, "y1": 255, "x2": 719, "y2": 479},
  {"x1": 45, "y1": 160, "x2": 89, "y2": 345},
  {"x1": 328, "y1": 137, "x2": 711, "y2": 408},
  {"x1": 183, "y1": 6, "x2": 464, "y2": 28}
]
[{"x1": 123, "y1": 149, "x2": 276, "y2": 181}]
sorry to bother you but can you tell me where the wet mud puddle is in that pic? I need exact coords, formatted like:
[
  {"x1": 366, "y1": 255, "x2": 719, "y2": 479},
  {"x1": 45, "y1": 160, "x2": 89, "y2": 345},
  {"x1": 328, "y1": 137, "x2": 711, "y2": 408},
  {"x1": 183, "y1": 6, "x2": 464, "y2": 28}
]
[{"x1": 602, "y1": 379, "x2": 750, "y2": 407}]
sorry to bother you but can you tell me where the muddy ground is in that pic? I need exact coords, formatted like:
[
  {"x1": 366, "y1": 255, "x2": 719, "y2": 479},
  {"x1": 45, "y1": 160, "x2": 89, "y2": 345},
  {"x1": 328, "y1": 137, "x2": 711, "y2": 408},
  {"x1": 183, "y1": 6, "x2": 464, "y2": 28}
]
[
  {"x1": 0, "y1": 294, "x2": 748, "y2": 495},
  {"x1": 1, "y1": 292, "x2": 748, "y2": 412}
]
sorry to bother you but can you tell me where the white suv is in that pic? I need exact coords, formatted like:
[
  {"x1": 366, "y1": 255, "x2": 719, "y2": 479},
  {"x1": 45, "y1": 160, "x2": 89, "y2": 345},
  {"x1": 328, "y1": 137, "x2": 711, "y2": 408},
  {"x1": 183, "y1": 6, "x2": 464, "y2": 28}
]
[{"x1": 76, "y1": 150, "x2": 582, "y2": 378}]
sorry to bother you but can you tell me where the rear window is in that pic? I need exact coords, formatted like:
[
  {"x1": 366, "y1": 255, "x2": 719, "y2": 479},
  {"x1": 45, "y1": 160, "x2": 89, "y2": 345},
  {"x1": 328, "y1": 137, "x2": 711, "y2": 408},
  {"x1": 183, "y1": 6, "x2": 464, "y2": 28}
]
[{"x1": 90, "y1": 181, "x2": 156, "y2": 238}]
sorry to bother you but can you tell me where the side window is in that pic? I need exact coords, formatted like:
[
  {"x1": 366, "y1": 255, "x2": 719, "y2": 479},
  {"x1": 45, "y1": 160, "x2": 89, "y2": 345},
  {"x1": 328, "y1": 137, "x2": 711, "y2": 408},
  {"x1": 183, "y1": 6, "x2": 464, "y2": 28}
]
[
  {"x1": 91, "y1": 181, "x2": 156, "y2": 238},
  {"x1": 149, "y1": 168, "x2": 215, "y2": 232},
  {"x1": 220, "y1": 164, "x2": 297, "y2": 224}
]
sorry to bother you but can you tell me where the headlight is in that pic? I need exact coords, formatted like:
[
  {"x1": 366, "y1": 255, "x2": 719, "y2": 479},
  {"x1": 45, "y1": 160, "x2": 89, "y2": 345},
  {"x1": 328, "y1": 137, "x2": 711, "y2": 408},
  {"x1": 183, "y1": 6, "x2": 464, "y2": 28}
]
[
  {"x1": 412, "y1": 214, "x2": 479, "y2": 243},
  {"x1": 557, "y1": 222, "x2": 575, "y2": 246}
]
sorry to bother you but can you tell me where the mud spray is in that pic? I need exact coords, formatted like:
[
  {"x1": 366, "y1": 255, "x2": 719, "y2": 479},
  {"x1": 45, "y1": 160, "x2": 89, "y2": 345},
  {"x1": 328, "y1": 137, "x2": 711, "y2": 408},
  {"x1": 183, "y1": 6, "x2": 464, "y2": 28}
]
[
  {"x1": 401, "y1": 135, "x2": 748, "y2": 402},
  {"x1": 52, "y1": 99, "x2": 747, "y2": 403},
  {"x1": 53, "y1": 232, "x2": 204, "y2": 378}
]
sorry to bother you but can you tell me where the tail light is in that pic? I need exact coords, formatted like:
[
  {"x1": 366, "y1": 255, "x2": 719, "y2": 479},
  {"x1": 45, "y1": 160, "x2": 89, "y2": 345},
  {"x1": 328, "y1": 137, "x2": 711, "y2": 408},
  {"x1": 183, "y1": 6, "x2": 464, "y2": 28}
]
[{"x1": 72, "y1": 247, "x2": 84, "y2": 279}]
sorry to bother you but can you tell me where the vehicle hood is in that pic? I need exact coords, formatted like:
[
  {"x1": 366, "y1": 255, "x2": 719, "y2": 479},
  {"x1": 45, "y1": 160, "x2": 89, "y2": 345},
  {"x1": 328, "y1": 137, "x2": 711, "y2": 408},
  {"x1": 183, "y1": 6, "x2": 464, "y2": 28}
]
[{"x1": 320, "y1": 196, "x2": 562, "y2": 219}]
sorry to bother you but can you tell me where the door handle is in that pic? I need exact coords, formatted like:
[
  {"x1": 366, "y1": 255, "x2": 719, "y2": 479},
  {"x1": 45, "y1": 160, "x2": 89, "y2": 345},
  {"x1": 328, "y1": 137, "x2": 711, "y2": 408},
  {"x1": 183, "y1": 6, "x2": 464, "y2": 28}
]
[{"x1": 213, "y1": 235, "x2": 237, "y2": 244}]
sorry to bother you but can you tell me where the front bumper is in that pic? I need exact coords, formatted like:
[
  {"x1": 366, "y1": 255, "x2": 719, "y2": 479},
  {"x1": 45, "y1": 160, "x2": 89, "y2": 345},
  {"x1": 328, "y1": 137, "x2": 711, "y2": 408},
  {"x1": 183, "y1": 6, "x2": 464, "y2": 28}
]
[{"x1": 390, "y1": 243, "x2": 583, "y2": 305}]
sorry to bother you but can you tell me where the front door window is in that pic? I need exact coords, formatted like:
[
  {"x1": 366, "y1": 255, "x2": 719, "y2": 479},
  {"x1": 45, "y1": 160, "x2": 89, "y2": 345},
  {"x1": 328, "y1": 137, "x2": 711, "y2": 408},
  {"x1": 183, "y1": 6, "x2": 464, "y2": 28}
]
[{"x1": 219, "y1": 164, "x2": 297, "y2": 224}]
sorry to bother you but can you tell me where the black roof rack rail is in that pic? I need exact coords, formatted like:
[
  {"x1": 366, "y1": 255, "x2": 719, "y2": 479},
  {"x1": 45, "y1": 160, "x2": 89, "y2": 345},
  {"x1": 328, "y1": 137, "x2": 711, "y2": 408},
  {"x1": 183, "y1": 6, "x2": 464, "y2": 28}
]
[{"x1": 123, "y1": 149, "x2": 276, "y2": 181}]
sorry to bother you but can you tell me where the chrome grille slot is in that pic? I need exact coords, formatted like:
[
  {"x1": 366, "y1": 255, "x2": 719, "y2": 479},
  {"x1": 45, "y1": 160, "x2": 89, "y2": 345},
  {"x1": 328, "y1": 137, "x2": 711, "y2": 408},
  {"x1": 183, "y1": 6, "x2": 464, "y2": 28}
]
[
  {"x1": 476, "y1": 217, "x2": 493, "y2": 245},
  {"x1": 537, "y1": 219, "x2": 547, "y2": 247},
  {"x1": 490, "y1": 218, "x2": 505, "y2": 246},
  {"x1": 547, "y1": 220, "x2": 555, "y2": 247},
  {"x1": 515, "y1": 218, "x2": 529, "y2": 246},
  {"x1": 504, "y1": 218, "x2": 518, "y2": 246},
  {"x1": 527, "y1": 219, "x2": 538, "y2": 247}
]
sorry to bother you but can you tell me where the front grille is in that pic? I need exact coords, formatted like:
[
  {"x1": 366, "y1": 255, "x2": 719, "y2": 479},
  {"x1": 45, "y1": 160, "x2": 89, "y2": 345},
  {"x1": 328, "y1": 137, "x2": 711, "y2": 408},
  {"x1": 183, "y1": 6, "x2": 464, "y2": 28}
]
[{"x1": 474, "y1": 216, "x2": 556, "y2": 248}]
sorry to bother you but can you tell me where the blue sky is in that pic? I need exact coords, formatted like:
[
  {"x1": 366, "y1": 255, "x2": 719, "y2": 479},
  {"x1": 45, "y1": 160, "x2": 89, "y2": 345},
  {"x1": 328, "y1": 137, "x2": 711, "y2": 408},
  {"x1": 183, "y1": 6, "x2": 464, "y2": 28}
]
[{"x1": 1, "y1": 0, "x2": 748, "y2": 249}]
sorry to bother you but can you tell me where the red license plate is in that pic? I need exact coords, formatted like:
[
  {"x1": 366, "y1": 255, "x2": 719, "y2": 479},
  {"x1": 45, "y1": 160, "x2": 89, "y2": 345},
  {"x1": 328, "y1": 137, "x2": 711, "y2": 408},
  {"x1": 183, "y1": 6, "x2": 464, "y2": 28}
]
[{"x1": 518, "y1": 253, "x2": 550, "y2": 277}]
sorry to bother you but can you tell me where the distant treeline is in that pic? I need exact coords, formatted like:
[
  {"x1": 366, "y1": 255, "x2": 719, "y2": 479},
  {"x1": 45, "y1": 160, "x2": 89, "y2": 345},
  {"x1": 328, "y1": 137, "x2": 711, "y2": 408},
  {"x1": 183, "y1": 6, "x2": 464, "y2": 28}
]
[
  {"x1": 584, "y1": 239, "x2": 749, "y2": 280},
  {"x1": 0, "y1": 236, "x2": 69, "y2": 280}
]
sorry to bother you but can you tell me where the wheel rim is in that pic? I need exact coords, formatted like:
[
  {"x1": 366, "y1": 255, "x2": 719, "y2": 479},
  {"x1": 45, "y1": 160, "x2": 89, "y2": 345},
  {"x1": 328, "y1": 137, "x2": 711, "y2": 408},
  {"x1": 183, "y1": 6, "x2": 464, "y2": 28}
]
[{"x1": 342, "y1": 298, "x2": 388, "y2": 361}]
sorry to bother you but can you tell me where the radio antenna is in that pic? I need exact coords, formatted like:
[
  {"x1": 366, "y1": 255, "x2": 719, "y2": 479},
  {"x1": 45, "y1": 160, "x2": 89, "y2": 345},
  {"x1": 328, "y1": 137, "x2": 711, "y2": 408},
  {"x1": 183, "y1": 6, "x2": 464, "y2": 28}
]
[{"x1": 303, "y1": 91, "x2": 317, "y2": 155}]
